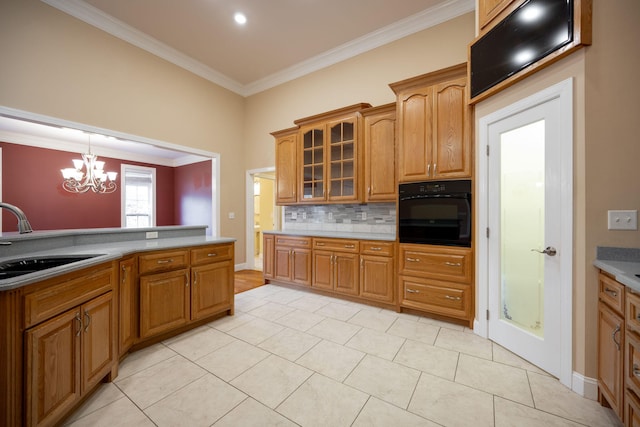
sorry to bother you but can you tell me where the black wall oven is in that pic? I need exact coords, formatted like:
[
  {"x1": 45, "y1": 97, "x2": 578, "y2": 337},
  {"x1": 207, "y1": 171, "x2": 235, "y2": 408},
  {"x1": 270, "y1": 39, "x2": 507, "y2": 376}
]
[{"x1": 398, "y1": 180, "x2": 471, "y2": 247}]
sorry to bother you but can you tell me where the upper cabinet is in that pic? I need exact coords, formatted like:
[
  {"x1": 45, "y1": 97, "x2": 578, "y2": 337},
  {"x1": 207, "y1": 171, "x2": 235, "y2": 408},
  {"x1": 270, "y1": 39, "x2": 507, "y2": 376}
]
[
  {"x1": 272, "y1": 127, "x2": 298, "y2": 205},
  {"x1": 273, "y1": 103, "x2": 371, "y2": 205},
  {"x1": 362, "y1": 103, "x2": 397, "y2": 202},
  {"x1": 478, "y1": 0, "x2": 516, "y2": 32},
  {"x1": 390, "y1": 63, "x2": 472, "y2": 183}
]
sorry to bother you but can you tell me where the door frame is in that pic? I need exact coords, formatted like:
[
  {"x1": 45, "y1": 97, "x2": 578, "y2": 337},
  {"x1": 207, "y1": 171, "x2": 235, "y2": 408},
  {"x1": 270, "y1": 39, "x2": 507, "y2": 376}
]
[
  {"x1": 475, "y1": 78, "x2": 573, "y2": 388},
  {"x1": 245, "y1": 167, "x2": 279, "y2": 271}
]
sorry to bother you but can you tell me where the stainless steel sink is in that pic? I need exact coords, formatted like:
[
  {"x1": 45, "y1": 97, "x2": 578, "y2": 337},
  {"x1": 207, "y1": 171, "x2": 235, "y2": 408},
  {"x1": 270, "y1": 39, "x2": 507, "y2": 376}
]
[{"x1": 0, "y1": 255, "x2": 102, "y2": 279}]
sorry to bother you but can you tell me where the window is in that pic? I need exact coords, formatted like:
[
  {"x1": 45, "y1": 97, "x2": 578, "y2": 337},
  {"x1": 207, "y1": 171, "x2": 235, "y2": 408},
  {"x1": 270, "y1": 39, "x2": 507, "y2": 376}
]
[{"x1": 121, "y1": 164, "x2": 156, "y2": 228}]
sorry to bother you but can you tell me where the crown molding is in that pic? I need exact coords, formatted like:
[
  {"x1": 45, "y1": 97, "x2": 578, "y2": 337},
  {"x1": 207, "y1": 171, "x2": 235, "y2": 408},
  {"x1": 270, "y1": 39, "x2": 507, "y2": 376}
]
[{"x1": 41, "y1": 0, "x2": 474, "y2": 97}]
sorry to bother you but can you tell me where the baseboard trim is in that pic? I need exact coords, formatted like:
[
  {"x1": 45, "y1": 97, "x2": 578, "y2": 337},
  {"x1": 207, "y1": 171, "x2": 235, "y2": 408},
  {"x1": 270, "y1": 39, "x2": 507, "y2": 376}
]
[
  {"x1": 235, "y1": 263, "x2": 248, "y2": 271},
  {"x1": 572, "y1": 371, "x2": 598, "y2": 400}
]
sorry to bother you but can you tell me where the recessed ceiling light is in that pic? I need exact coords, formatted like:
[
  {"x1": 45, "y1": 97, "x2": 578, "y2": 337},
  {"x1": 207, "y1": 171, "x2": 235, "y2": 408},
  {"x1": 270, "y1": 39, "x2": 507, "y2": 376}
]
[{"x1": 234, "y1": 12, "x2": 247, "y2": 25}]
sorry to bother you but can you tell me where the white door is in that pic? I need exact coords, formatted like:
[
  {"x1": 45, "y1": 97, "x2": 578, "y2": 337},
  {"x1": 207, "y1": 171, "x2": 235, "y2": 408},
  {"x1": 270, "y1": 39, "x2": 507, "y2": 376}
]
[{"x1": 482, "y1": 80, "x2": 573, "y2": 385}]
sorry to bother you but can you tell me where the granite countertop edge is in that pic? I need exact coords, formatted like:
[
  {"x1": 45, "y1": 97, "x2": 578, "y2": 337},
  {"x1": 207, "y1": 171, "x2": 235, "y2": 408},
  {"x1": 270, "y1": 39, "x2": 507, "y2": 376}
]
[
  {"x1": 594, "y1": 246, "x2": 640, "y2": 292},
  {"x1": 0, "y1": 235, "x2": 236, "y2": 291},
  {"x1": 263, "y1": 229, "x2": 397, "y2": 242}
]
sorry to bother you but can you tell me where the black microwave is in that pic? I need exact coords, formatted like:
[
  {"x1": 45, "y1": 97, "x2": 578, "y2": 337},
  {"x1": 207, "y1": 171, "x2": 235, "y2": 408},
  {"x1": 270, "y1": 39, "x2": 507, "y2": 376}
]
[{"x1": 398, "y1": 180, "x2": 472, "y2": 247}]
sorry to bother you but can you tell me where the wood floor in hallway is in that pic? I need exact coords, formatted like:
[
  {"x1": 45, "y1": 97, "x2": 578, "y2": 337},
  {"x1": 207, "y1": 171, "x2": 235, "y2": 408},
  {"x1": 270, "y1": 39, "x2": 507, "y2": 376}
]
[{"x1": 234, "y1": 269, "x2": 265, "y2": 294}]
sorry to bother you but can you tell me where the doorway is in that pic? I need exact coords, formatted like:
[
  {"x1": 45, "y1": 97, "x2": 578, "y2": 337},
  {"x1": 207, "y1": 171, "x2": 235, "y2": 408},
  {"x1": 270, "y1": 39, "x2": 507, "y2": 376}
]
[
  {"x1": 246, "y1": 168, "x2": 279, "y2": 271},
  {"x1": 477, "y1": 79, "x2": 573, "y2": 388}
]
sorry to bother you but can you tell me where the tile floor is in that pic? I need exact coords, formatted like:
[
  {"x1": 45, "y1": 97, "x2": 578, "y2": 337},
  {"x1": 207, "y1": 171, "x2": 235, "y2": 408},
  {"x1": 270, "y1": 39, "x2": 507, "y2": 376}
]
[{"x1": 65, "y1": 284, "x2": 620, "y2": 427}]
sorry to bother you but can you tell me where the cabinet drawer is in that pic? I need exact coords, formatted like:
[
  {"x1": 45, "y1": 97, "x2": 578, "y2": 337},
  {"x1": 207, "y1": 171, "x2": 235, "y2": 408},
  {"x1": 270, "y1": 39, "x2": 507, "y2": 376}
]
[
  {"x1": 313, "y1": 238, "x2": 359, "y2": 253},
  {"x1": 400, "y1": 275, "x2": 471, "y2": 320},
  {"x1": 24, "y1": 264, "x2": 114, "y2": 329},
  {"x1": 399, "y1": 244, "x2": 471, "y2": 283},
  {"x1": 139, "y1": 250, "x2": 189, "y2": 275},
  {"x1": 275, "y1": 236, "x2": 311, "y2": 249},
  {"x1": 599, "y1": 273, "x2": 624, "y2": 314},
  {"x1": 627, "y1": 289, "x2": 640, "y2": 335},
  {"x1": 190, "y1": 244, "x2": 233, "y2": 265},
  {"x1": 360, "y1": 241, "x2": 394, "y2": 256}
]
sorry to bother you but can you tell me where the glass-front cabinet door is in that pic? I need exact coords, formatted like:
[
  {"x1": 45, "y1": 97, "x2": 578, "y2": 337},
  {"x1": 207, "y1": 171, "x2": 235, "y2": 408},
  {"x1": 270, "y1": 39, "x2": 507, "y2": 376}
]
[
  {"x1": 300, "y1": 126, "x2": 325, "y2": 202},
  {"x1": 328, "y1": 118, "x2": 358, "y2": 202}
]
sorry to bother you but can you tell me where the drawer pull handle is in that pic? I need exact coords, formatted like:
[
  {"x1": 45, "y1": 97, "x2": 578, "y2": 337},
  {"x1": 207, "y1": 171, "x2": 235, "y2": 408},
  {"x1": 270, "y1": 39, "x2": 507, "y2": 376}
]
[
  {"x1": 75, "y1": 312, "x2": 82, "y2": 337},
  {"x1": 444, "y1": 295, "x2": 462, "y2": 301},
  {"x1": 157, "y1": 259, "x2": 174, "y2": 264},
  {"x1": 316, "y1": 242, "x2": 325, "y2": 246},
  {"x1": 444, "y1": 262, "x2": 462, "y2": 267},
  {"x1": 406, "y1": 257, "x2": 420, "y2": 262},
  {"x1": 185, "y1": 273, "x2": 190, "y2": 287},
  {"x1": 406, "y1": 289, "x2": 419, "y2": 294},
  {"x1": 207, "y1": 253, "x2": 217, "y2": 257},
  {"x1": 634, "y1": 364, "x2": 640, "y2": 377},
  {"x1": 344, "y1": 244, "x2": 355, "y2": 249},
  {"x1": 370, "y1": 247, "x2": 382, "y2": 251},
  {"x1": 612, "y1": 325, "x2": 621, "y2": 351},
  {"x1": 604, "y1": 288, "x2": 618, "y2": 298}
]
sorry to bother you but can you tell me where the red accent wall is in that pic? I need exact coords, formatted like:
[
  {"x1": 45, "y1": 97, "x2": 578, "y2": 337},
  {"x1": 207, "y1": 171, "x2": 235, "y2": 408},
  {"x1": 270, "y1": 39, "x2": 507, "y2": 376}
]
[
  {"x1": 1, "y1": 142, "x2": 177, "y2": 232},
  {"x1": 174, "y1": 160, "x2": 213, "y2": 235}
]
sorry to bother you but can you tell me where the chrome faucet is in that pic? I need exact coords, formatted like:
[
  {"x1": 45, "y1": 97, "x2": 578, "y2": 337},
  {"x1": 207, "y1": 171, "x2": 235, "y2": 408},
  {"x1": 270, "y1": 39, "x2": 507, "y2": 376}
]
[{"x1": 0, "y1": 202, "x2": 33, "y2": 234}]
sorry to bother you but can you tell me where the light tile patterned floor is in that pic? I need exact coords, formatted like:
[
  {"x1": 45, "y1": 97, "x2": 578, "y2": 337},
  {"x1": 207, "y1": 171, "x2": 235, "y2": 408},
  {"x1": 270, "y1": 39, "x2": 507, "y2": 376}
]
[{"x1": 65, "y1": 284, "x2": 621, "y2": 427}]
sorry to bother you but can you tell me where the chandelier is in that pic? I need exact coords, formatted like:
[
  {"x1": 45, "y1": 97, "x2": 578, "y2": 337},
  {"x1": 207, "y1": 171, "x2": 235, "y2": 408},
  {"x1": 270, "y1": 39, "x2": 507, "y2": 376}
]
[{"x1": 61, "y1": 134, "x2": 118, "y2": 194}]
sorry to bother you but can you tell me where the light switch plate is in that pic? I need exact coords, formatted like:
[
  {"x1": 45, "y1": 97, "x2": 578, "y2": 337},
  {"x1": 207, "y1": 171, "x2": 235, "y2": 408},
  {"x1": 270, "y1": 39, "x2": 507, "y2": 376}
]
[{"x1": 608, "y1": 210, "x2": 638, "y2": 230}]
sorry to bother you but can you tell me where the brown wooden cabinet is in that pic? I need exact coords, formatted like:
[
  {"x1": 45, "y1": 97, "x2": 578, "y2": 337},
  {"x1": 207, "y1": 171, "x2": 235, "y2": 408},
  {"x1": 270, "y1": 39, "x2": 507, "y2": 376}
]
[
  {"x1": 390, "y1": 63, "x2": 471, "y2": 183},
  {"x1": 398, "y1": 243, "x2": 473, "y2": 326},
  {"x1": 118, "y1": 257, "x2": 136, "y2": 357},
  {"x1": 362, "y1": 103, "x2": 397, "y2": 202},
  {"x1": 478, "y1": 0, "x2": 516, "y2": 32},
  {"x1": 274, "y1": 235, "x2": 312, "y2": 286},
  {"x1": 22, "y1": 266, "x2": 116, "y2": 427},
  {"x1": 263, "y1": 233, "x2": 275, "y2": 280},
  {"x1": 597, "y1": 272, "x2": 625, "y2": 420},
  {"x1": 359, "y1": 241, "x2": 395, "y2": 303},
  {"x1": 272, "y1": 127, "x2": 299, "y2": 205},
  {"x1": 294, "y1": 105, "x2": 370, "y2": 204},
  {"x1": 138, "y1": 244, "x2": 234, "y2": 340},
  {"x1": 312, "y1": 238, "x2": 360, "y2": 296},
  {"x1": 190, "y1": 244, "x2": 234, "y2": 320}
]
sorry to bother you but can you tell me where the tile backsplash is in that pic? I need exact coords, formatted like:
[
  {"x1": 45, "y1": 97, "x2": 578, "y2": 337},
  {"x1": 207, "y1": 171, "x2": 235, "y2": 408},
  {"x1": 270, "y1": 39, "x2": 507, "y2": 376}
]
[{"x1": 283, "y1": 203, "x2": 396, "y2": 234}]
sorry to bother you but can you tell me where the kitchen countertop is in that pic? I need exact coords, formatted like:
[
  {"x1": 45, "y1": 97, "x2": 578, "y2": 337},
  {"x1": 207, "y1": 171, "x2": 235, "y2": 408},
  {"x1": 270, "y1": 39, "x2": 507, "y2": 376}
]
[
  {"x1": 263, "y1": 229, "x2": 396, "y2": 242},
  {"x1": 593, "y1": 246, "x2": 640, "y2": 292},
  {"x1": 0, "y1": 226, "x2": 235, "y2": 291}
]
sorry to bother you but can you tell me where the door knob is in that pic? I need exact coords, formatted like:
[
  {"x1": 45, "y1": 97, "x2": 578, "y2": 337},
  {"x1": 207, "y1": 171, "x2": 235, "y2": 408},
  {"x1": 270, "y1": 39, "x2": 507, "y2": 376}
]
[{"x1": 531, "y1": 247, "x2": 557, "y2": 256}]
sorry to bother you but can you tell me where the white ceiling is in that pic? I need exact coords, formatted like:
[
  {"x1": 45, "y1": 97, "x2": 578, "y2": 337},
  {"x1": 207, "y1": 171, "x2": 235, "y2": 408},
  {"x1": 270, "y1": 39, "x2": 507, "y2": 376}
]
[{"x1": 1, "y1": 0, "x2": 474, "y2": 163}]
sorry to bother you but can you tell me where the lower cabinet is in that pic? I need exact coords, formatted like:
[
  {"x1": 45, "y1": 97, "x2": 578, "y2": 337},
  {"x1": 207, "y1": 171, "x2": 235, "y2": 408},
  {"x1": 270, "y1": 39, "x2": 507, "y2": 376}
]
[
  {"x1": 24, "y1": 281, "x2": 115, "y2": 427},
  {"x1": 359, "y1": 241, "x2": 395, "y2": 303},
  {"x1": 118, "y1": 257, "x2": 136, "y2": 357},
  {"x1": 274, "y1": 236, "x2": 312, "y2": 286},
  {"x1": 139, "y1": 268, "x2": 191, "y2": 339},
  {"x1": 398, "y1": 243, "x2": 473, "y2": 326},
  {"x1": 263, "y1": 233, "x2": 275, "y2": 280},
  {"x1": 312, "y1": 250, "x2": 359, "y2": 296},
  {"x1": 138, "y1": 244, "x2": 235, "y2": 340},
  {"x1": 597, "y1": 301, "x2": 624, "y2": 418}
]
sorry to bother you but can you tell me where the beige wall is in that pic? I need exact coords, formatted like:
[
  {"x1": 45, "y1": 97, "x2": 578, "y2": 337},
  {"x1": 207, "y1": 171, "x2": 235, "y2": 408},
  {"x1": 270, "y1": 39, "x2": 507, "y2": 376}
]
[
  {"x1": 0, "y1": 0, "x2": 247, "y2": 260},
  {"x1": 243, "y1": 13, "x2": 475, "y2": 172},
  {"x1": 475, "y1": 0, "x2": 640, "y2": 380}
]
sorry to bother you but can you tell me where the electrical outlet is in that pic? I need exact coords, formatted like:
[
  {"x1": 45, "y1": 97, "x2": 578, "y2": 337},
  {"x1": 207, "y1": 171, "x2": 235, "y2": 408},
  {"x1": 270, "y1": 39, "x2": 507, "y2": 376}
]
[
  {"x1": 302, "y1": 212, "x2": 307, "y2": 219},
  {"x1": 145, "y1": 231, "x2": 158, "y2": 239},
  {"x1": 361, "y1": 212, "x2": 367, "y2": 221},
  {"x1": 608, "y1": 210, "x2": 638, "y2": 230},
  {"x1": 328, "y1": 212, "x2": 333, "y2": 220},
  {"x1": 291, "y1": 212, "x2": 297, "y2": 220},
  {"x1": 228, "y1": 212, "x2": 235, "y2": 219}
]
